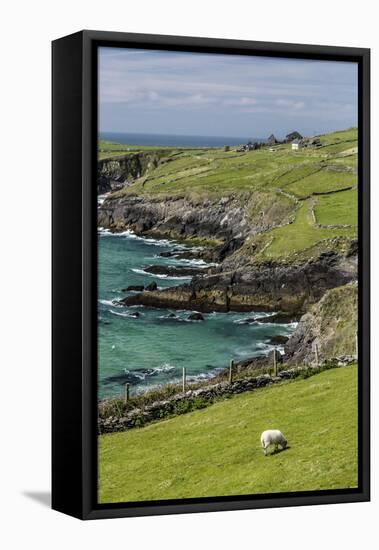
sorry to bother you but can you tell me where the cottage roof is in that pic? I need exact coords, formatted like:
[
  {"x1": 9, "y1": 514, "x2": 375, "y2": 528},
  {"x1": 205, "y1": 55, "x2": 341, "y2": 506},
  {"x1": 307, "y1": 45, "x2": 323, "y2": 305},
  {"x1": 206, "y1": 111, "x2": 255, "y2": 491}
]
[{"x1": 286, "y1": 131, "x2": 303, "y2": 141}]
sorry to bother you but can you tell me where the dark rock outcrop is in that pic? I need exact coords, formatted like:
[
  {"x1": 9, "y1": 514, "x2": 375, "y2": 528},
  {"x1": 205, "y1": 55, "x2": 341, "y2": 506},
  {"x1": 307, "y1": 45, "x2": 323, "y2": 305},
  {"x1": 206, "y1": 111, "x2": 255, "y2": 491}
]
[
  {"x1": 129, "y1": 311, "x2": 140, "y2": 318},
  {"x1": 268, "y1": 335, "x2": 289, "y2": 345},
  {"x1": 187, "y1": 312, "x2": 204, "y2": 321},
  {"x1": 97, "y1": 151, "x2": 168, "y2": 194},
  {"x1": 118, "y1": 251, "x2": 357, "y2": 314},
  {"x1": 98, "y1": 194, "x2": 251, "y2": 242},
  {"x1": 254, "y1": 312, "x2": 300, "y2": 324},
  {"x1": 123, "y1": 285, "x2": 144, "y2": 292},
  {"x1": 145, "y1": 281, "x2": 157, "y2": 291},
  {"x1": 143, "y1": 265, "x2": 206, "y2": 277}
]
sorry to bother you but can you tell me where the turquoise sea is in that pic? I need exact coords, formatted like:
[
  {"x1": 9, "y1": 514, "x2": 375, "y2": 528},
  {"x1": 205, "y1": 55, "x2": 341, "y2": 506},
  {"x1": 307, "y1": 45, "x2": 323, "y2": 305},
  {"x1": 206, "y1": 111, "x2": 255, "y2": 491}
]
[{"x1": 97, "y1": 230, "x2": 296, "y2": 399}]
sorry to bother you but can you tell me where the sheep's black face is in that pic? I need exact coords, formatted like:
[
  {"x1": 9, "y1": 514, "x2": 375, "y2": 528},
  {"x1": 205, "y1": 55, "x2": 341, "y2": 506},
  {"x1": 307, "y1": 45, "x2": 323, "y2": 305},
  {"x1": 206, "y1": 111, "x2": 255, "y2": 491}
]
[{"x1": 282, "y1": 439, "x2": 287, "y2": 449}]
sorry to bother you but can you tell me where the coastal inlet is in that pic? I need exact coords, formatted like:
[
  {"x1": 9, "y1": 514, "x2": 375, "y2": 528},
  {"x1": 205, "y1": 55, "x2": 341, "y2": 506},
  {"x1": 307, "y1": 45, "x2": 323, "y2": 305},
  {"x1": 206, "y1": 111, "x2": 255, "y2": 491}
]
[{"x1": 98, "y1": 229, "x2": 297, "y2": 398}]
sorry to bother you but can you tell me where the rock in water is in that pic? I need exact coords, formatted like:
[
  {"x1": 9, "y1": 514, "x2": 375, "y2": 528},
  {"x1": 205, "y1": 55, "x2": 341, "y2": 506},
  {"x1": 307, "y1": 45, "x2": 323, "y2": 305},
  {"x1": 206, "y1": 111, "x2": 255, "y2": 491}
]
[
  {"x1": 129, "y1": 311, "x2": 140, "y2": 318},
  {"x1": 268, "y1": 335, "x2": 289, "y2": 345},
  {"x1": 187, "y1": 312, "x2": 204, "y2": 321},
  {"x1": 123, "y1": 285, "x2": 144, "y2": 292},
  {"x1": 255, "y1": 312, "x2": 299, "y2": 324},
  {"x1": 145, "y1": 281, "x2": 158, "y2": 291},
  {"x1": 143, "y1": 265, "x2": 204, "y2": 277}
]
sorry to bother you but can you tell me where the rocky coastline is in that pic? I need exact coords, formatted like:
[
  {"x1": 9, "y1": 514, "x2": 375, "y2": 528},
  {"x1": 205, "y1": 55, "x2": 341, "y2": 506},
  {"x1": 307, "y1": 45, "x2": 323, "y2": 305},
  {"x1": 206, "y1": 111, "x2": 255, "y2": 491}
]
[
  {"x1": 117, "y1": 249, "x2": 356, "y2": 314},
  {"x1": 98, "y1": 150, "x2": 170, "y2": 194},
  {"x1": 98, "y1": 175, "x2": 358, "y2": 377}
]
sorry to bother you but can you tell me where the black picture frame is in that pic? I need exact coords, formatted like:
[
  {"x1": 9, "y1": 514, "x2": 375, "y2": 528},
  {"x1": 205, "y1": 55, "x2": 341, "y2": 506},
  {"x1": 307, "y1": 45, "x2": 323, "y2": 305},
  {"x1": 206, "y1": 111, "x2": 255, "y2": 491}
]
[{"x1": 52, "y1": 30, "x2": 370, "y2": 520}]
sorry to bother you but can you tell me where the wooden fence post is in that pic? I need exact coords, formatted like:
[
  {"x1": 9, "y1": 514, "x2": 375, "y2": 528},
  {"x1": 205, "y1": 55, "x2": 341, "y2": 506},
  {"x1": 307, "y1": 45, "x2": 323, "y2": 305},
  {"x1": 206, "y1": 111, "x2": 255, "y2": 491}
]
[
  {"x1": 273, "y1": 348, "x2": 278, "y2": 377},
  {"x1": 124, "y1": 383, "x2": 130, "y2": 403},
  {"x1": 314, "y1": 344, "x2": 319, "y2": 367},
  {"x1": 229, "y1": 360, "x2": 234, "y2": 384},
  {"x1": 182, "y1": 367, "x2": 186, "y2": 392}
]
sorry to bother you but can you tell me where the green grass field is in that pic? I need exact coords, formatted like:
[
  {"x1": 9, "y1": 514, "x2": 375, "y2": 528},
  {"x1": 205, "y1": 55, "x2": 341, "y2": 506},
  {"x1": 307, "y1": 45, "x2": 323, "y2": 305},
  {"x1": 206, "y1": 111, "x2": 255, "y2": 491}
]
[
  {"x1": 314, "y1": 188, "x2": 358, "y2": 226},
  {"x1": 98, "y1": 364, "x2": 358, "y2": 503},
  {"x1": 112, "y1": 128, "x2": 357, "y2": 199},
  {"x1": 259, "y1": 200, "x2": 356, "y2": 259},
  {"x1": 104, "y1": 128, "x2": 358, "y2": 263}
]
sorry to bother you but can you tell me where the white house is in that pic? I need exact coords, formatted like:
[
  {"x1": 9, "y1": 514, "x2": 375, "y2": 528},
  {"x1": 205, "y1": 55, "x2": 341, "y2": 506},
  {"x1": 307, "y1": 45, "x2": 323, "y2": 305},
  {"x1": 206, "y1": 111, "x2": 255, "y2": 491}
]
[{"x1": 291, "y1": 139, "x2": 302, "y2": 151}]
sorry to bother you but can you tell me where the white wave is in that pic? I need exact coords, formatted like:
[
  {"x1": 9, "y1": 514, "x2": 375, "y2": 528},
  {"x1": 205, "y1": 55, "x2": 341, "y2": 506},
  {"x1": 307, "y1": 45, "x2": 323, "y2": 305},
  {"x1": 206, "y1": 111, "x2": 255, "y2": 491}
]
[
  {"x1": 187, "y1": 367, "x2": 225, "y2": 382},
  {"x1": 97, "y1": 228, "x2": 138, "y2": 238},
  {"x1": 256, "y1": 342, "x2": 272, "y2": 350},
  {"x1": 131, "y1": 268, "x2": 192, "y2": 280},
  {"x1": 171, "y1": 258, "x2": 217, "y2": 268},
  {"x1": 233, "y1": 312, "x2": 279, "y2": 325},
  {"x1": 125, "y1": 363, "x2": 177, "y2": 383},
  {"x1": 158, "y1": 312, "x2": 201, "y2": 322},
  {"x1": 98, "y1": 298, "x2": 122, "y2": 307},
  {"x1": 255, "y1": 320, "x2": 298, "y2": 329},
  {"x1": 131, "y1": 371, "x2": 148, "y2": 381},
  {"x1": 109, "y1": 309, "x2": 142, "y2": 318},
  {"x1": 115, "y1": 229, "x2": 138, "y2": 238},
  {"x1": 255, "y1": 342, "x2": 285, "y2": 355},
  {"x1": 285, "y1": 322, "x2": 299, "y2": 329},
  {"x1": 98, "y1": 228, "x2": 111, "y2": 236},
  {"x1": 158, "y1": 314, "x2": 181, "y2": 320},
  {"x1": 98, "y1": 195, "x2": 109, "y2": 205},
  {"x1": 154, "y1": 363, "x2": 176, "y2": 374}
]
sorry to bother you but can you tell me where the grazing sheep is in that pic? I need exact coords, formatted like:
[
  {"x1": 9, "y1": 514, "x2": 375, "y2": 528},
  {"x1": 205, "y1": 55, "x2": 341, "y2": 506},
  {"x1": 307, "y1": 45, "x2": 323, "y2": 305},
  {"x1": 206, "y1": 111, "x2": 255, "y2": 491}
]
[{"x1": 260, "y1": 430, "x2": 287, "y2": 456}]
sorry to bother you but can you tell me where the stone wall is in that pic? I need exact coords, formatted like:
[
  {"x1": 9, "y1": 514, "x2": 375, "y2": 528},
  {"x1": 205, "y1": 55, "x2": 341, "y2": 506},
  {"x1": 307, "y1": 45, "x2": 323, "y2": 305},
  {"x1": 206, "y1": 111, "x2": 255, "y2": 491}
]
[{"x1": 98, "y1": 357, "x2": 355, "y2": 434}]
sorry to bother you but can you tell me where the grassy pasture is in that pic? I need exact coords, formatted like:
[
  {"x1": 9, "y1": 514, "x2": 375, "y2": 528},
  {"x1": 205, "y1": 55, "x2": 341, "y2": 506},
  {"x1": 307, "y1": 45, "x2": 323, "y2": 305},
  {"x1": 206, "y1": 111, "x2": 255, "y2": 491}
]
[
  {"x1": 113, "y1": 128, "x2": 357, "y2": 200},
  {"x1": 98, "y1": 364, "x2": 358, "y2": 503},
  {"x1": 284, "y1": 169, "x2": 357, "y2": 198},
  {"x1": 314, "y1": 188, "x2": 358, "y2": 227},
  {"x1": 102, "y1": 128, "x2": 358, "y2": 262},
  {"x1": 258, "y1": 201, "x2": 355, "y2": 259}
]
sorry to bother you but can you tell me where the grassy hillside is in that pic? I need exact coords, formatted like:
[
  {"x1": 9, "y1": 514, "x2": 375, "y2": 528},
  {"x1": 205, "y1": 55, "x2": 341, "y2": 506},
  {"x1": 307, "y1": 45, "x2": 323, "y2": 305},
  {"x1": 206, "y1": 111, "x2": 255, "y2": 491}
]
[
  {"x1": 251, "y1": 199, "x2": 356, "y2": 261},
  {"x1": 114, "y1": 128, "x2": 357, "y2": 199},
  {"x1": 104, "y1": 128, "x2": 358, "y2": 263},
  {"x1": 309, "y1": 284, "x2": 358, "y2": 359},
  {"x1": 99, "y1": 139, "x2": 183, "y2": 160},
  {"x1": 98, "y1": 364, "x2": 358, "y2": 503}
]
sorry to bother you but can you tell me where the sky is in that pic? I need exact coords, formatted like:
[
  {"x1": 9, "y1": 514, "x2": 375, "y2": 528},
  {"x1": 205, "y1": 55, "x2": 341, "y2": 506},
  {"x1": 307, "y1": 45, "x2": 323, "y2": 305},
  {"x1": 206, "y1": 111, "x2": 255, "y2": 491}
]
[{"x1": 99, "y1": 47, "x2": 358, "y2": 139}]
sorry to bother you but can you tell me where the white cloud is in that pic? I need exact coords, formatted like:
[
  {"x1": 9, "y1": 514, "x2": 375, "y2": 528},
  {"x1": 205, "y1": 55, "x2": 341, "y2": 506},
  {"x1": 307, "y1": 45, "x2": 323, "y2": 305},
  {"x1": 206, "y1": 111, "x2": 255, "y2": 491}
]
[
  {"x1": 98, "y1": 48, "x2": 358, "y2": 136},
  {"x1": 275, "y1": 99, "x2": 305, "y2": 110},
  {"x1": 224, "y1": 97, "x2": 258, "y2": 106}
]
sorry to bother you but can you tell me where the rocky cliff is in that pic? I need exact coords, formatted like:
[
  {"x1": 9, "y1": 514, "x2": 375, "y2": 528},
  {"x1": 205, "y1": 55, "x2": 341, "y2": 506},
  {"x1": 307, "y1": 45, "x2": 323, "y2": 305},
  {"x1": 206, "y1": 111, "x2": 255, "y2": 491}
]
[
  {"x1": 98, "y1": 194, "x2": 252, "y2": 242},
  {"x1": 97, "y1": 130, "x2": 359, "y2": 368},
  {"x1": 98, "y1": 151, "x2": 168, "y2": 194},
  {"x1": 284, "y1": 283, "x2": 358, "y2": 364},
  {"x1": 100, "y1": 188, "x2": 357, "y2": 317}
]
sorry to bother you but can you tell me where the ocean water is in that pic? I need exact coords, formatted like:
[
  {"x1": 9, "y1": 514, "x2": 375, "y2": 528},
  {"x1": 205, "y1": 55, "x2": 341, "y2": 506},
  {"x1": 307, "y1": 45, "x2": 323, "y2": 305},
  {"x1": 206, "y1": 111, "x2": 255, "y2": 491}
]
[
  {"x1": 98, "y1": 230, "x2": 296, "y2": 398},
  {"x1": 100, "y1": 132, "x2": 265, "y2": 148}
]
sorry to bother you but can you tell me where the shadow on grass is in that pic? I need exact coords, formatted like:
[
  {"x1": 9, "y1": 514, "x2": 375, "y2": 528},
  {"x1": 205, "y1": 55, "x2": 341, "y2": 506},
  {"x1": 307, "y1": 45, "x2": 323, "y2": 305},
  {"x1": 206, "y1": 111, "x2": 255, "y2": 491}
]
[{"x1": 264, "y1": 446, "x2": 291, "y2": 456}]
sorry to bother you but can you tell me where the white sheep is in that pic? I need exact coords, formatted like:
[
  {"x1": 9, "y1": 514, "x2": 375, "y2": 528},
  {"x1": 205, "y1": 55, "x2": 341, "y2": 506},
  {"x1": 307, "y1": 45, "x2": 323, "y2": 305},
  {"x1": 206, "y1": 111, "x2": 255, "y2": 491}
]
[{"x1": 260, "y1": 429, "x2": 287, "y2": 456}]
